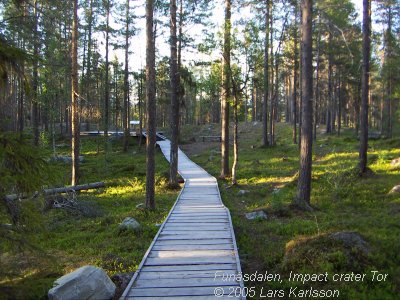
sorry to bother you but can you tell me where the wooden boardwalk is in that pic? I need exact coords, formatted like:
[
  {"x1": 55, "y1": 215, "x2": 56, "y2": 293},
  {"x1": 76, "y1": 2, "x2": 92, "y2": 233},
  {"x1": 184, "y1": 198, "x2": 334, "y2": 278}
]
[{"x1": 121, "y1": 140, "x2": 244, "y2": 299}]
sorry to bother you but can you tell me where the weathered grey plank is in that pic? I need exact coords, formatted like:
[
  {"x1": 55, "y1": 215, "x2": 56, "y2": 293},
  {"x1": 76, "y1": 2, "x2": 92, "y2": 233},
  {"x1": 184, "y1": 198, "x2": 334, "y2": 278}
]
[
  {"x1": 128, "y1": 286, "x2": 240, "y2": 297},
  {"x1": 162, "y1": 227, "x2": 230, "y2": 231},
  {"x1": 154, "y1": 239, "x2": 233, "y2": 245},
  {"x1": 133, "y1": 277, "x2": 239, "y2": 288},
  {"x1": 152, "y1": 244, "x2": 234, "y2": 251},
  {"x1": 148, "y1": 250, "x2": 234, "y2": 258},
  {"x1": 137, "y1": 269, "x2": 236, "y2": 280},
  {"x1": 144, "y1": 256, "x2": 235, "y2": 265},
  {"x1": 140, "y1": 264, "x2": 237, "y2": 272}
]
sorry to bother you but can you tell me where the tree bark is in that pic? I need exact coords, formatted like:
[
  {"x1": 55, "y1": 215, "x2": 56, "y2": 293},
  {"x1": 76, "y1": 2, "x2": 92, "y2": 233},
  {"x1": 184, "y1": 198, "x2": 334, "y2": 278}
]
[
  {"x1": 337, "y1": 70, "x2": 342, "y2": 136},
  {"x1": 294, "y1": 0, "x2": 313, "y2": 210},
  {"x1": 146, "y1": 0, "x2": 156, "y2": 210},
  {"x1": 71, "y1": 0, "x2": 80, "y2": 186},
  {"x1": 359, "y1": 0, "x2": 371, "y2": 174},
  {"x1": 5, "y1": 182, "x2": 106, "y2": 201},
  {"x1": 220, "y1": 0, "x2": 231, "y2": 179},
  {"x1": 32, "y1": 0, "x2": 39, "y2": 146},
  {"x1": 314, "y1": 15, "x2": 321, "y2": 141},
  {"x1": 262, "y1": 0, "x2": 270, "y2": 147},
  {"x1": 169, "y1": 0, "x2": 180, "y2": 187},
  {"x1": 123, "y1": 0, "x2": 130, "y2": 152},
  {"x1": 104, "y1": 0, "x2": 110, "y2": 153},
  {"x1": 232, "y1": 91, "x2": 238, "y2": 185},
  {"x1": 85, "y1": 0, "x2": 94, "y2": 132},
  {"x1": 292, "y1": 8, "x2": 299, "y2": 145}
]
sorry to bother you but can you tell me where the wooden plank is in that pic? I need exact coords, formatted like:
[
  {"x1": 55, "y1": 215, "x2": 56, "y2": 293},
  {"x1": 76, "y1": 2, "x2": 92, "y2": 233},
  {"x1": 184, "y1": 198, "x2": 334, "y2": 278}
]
[
  {"x1": 158, "y1": 233, "x2": 231, "y2": 240},
  {"x1": 162, "y1": 226, "x2": 230, "y2": 231},
  {"x1": 168, "y1": 215, "x2": 229, "y2": 223},
  {"x1": 165, "y1": 220, "x2": 229, "y2": 224},
  {"x1": 133, "y1": 277, "x2": 239, "y2": 288},
  {"x1": 152, "y1": 244, "x2": 234, "y2": 251},
  {"x1": 154, "y1": 239, "x2": 233, "y2": 246},
  {"x1": 163, "y1": 221, "x2": 228, "y2": 225},
  {"x1": 144, "y1": 256, "x2": 235, "y2": 265},
  {"x1": 148, "y1": 250, "x2": 234, "y2": 258},
  {"x1": 140, "y1": 264, "x2": 237, "y2": 272},
  {"x1": 167, "y1": 218, "x2": 229, "y2": 222},
  {"x1": 160, "y1": 231, "x2": 231, "y2": 237},
  {"x1": 170, "y1": 213, "x2": 227, "y2": 217},
  {"x1": 128, "y1": 286, "x2": 239, "y2": 297},
  {"x1": 137, "y1": 269, "x2": 237, "y2": 280}
]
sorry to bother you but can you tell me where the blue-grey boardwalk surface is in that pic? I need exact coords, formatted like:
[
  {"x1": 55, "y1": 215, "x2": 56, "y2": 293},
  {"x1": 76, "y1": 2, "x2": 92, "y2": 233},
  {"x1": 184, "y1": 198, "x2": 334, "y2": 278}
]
[{"x1": 121, "y1": 139, "x2": 244, "y2": 299}]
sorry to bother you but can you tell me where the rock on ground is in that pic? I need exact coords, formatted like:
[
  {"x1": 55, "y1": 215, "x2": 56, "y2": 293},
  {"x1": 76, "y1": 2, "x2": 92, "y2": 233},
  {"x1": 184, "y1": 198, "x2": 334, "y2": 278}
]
[
  {"x1": 48, "y1": 265, "x2": 116, "y2": 300},
  {"x1": 389, "y1": 185, "x2": 400, "y2": 194},
  {"x1": 328, "y1": 231, "x2": 370, "y2": 255},
  {"x1": 119, "y1": 217, "x2": 141, "y2": 231},
  {"x1": 390, "y1": 158, "x2": 400, "y2": 168},
  {"x1": 238, "y1": 190, "x2": 250, "y2": 195},
  {"x1": 245, "y1": 210, "x2": 267, "y2": 220}
]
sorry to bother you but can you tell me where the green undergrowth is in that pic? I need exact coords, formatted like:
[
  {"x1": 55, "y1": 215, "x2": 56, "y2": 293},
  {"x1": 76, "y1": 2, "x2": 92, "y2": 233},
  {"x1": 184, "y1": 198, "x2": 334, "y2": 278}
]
[
  {"x1": 183, "y1": 122, "x2": 400, "y2": 299},
  {"x1": 0, "y1": 138, "x2": 178, "y2": 299}
]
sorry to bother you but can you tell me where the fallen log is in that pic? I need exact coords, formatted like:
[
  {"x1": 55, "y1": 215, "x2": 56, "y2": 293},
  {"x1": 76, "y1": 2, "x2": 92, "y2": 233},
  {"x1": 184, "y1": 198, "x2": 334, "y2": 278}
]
[
  {"x1": 4, "y1": 182, "x2": 105, "y2": 201},
  {"x1": 43, "y1": 182, "x2": 105, "y2": 195}
]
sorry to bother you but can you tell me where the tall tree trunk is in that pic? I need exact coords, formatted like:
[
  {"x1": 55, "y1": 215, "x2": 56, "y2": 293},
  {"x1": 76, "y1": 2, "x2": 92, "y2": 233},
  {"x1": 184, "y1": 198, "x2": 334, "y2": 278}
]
[
  {"x1": 146, "y1": 0, "x2": 156, "y2": 210},
  {"x1": 86, "y1": 0, "x2": 94, "y2": 131},
  {"x1": 314, "y1": 15, "x2": 321, "y2": 141},
  {"x1": 71, "y1": 0, "x2": 80, "y2": 186},
  {"x1": 220, "y1": 0, "x2": 231, "y2": 179},
  {"x1": 294, "y1": 0, "x2": 313, "y2": 210},
  {"x1": 327, "y1": 31, "x2": 333, "y2": 134},
  {"x1": 292, "y1": 7, "x2": 299, "y2": 144},
  {"x1": 285, "y1": 75, "x2": 290, "y2": 123},
  {"x1": 123, "y1": 0, "x2": 130, "y2": 152},
  {"x1": 382, "y1": 6, "x2": 393, "y2": 138},
  {"x1": 169, "y1": 0, "x2": 179, "y2": 187},
  {"x1": 232, "y1": 91, "x2": 239, "y2": 185},
  {"x1": 18, "y1": 76, "x2": 24, "y2": 134},
  {"x1": 337, "y1": 70, "x2": 342, "y2": 136},
  {"x1": 298, "y1": 5, "x2": 303, "y2": 150},
  {"x1": 355, "y1": 80, "x2": 361, "y2": 135},
  {"x1": 359, "y1": 0, "x2": 371, "y2": 174},
  {"x1": 270, "y1": 57, "x2": 278, "y2": 146},
  {"x1": 138, "y1": 72, "x2": 144, "y2": 148},
  {"x1": 104, "y1": 0, "x2": 110, "y2": 153},
  {"x1": 32, "y1": 0, "x2": 39, "y2": 146},
  {"x1": 269, "y1": 1, "x2": 275, "y2": 145},
  {"x1": 252, "y1": 79, "x2": 256, "y2": 122},
  {"x1": 262, "y1": 0, "x2": 270, "y2": 147}
]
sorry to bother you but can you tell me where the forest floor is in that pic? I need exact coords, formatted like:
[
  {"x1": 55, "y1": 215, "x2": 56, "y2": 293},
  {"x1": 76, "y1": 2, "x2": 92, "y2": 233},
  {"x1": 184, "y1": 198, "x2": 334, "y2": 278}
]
[
  {"x1": 0, "y1": 138, "x2": 180, "y2": 299},
  {"x1": 180, "y1": 122, "x2": 400, "y2": 299},
  {"x1": 1, "y1": 122, "x2": 399, "y2": 299}
]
